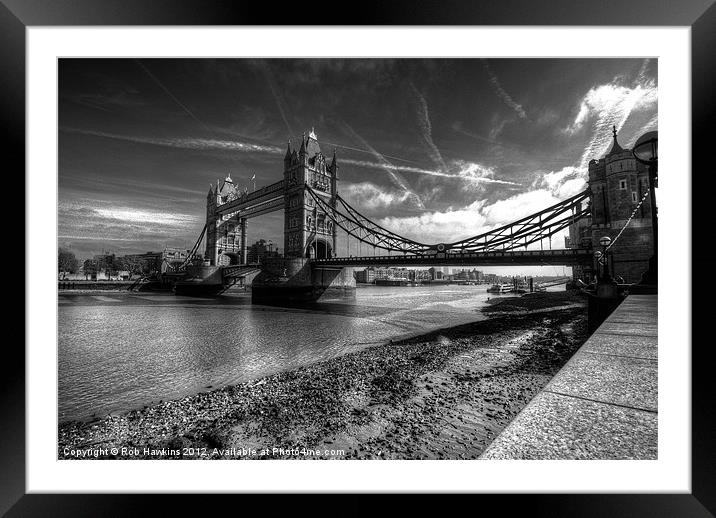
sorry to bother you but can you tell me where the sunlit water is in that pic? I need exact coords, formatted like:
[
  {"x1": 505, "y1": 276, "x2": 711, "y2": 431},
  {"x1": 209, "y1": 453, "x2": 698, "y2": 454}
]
[{"x1": 58, "y1": 284, "x2": 562, "y2": 422}]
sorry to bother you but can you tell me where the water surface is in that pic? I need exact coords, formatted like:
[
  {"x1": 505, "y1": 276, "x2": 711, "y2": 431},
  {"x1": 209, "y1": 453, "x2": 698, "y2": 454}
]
[{"x1": 58, "y1": 284, "x2": 554, "y2": 421}]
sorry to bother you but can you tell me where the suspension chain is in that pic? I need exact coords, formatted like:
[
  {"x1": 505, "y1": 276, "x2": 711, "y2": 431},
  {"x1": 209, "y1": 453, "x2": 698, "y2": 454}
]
[{"x1": 604, "y1": 190, "x2": 650, "y2": 253}]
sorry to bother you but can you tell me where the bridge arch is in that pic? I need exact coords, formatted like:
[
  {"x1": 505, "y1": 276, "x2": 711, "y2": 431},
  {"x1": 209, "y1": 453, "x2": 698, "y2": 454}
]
[
  {"x1": 218, "y1": 251, "x2": 241, "y2": 266},
  {"x1": 306, "y1": 237, "x2": 333, "y2": 259}
]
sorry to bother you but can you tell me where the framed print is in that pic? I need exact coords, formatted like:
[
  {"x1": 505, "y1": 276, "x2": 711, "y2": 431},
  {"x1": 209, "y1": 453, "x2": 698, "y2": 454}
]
[{"x1": 5, "y1": 0, "x2": 713, "y2": 514}]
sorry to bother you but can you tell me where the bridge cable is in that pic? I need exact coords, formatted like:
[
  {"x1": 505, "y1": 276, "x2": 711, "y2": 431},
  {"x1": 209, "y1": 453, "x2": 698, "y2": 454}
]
[
  {"x1": 305, "y1": 184, "x2": 591, "y2": 257},
  {"x1": 599, "y1": 190, "x2": 651, "y2": 266}
]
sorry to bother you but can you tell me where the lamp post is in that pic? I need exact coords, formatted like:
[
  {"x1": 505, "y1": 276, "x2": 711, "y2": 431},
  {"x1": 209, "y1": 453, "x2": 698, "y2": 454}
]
[
  {"x1": 599, "y1": 236, "x2": 612, "y2": 281},
  {"x1": 632, "y1": 130, "x2": 658, "y2": 285}
]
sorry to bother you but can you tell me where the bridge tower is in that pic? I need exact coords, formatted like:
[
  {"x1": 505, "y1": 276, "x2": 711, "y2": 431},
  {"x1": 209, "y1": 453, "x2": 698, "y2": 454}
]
[
  {"x1": 282, "y1": 129, "x2": 338, "y2": 259},
  {"x1": 205, "y1": 174, "x2": 244, "y2": 266},
  {"x1": 579, "y1": 126, "x2": 655, "y2": 283}
]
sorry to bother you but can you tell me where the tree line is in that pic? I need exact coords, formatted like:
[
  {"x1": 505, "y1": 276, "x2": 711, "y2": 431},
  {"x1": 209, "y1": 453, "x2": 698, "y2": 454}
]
[{"x1": 58, "y1": 248, "x2": 159, "y2": 279}]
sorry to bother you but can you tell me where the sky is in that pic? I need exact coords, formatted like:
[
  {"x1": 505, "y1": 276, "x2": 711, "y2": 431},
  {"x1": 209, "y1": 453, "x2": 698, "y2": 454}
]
[{"x1": 58, "y1": 58, "x2": 657, "y2": 273}]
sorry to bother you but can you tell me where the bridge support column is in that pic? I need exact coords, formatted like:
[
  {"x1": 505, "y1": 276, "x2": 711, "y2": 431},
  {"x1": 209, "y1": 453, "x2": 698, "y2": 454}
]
[
  {"x1": 251, "y1": 258, "x2": 355, "y2": 305},
  {"x1": 239, "y1": 218, "x2": 247, "y2": 265}
]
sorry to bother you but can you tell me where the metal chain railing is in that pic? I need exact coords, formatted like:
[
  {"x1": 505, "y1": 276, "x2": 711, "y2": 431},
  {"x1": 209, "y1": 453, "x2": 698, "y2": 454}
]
[{"x1": 604, "y1": 190, "x2": 650, "y2": 253}]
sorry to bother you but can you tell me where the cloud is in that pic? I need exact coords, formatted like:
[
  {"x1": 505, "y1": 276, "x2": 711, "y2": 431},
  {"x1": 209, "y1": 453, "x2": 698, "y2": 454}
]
[
  {"x1": 379, "y1": 200, "x2": 487, "y2": 244},
  {"x1": 408, "y1": 82, "x2": 448, "y2": 171},
  {"x1": 58, "y1": 200, "x2": 202, "y2": 251},
  {"x1": 61, "y1": 127, "x2": 284, "y2": 155},
  {"x1": 642, "y1": 113, "x2": 658, "y2": 133},
  {"x1": 533, "y1": 166, "x2": 587, "y2": 198},
  {"x1": 93, "y1": 206, "x2": 196, "y2": 227},
  {"x1": 62, "y1": 128, "x2": 519, "y2": 196},
  {"x1": 480, "y1": 190, "x2": 562, "y2": 227},
  {"x1": 338, "y1": 121, "x2": 425, "y2": 209},
  {"x1": 451, "y1": 160, "x2": 521, "y2": 190},
  {"x1": 378, "y1": 189, "x2": 562, "y2": 245},
  {"x1": 482, "y1": 60, "x2": 527, "y2": 119},
  {"x1": 562, "y1": 75, "x2": 658, "y2": 168},
  {"x1": 341, "y1": 182, "x2": 413, "y2": 210}
]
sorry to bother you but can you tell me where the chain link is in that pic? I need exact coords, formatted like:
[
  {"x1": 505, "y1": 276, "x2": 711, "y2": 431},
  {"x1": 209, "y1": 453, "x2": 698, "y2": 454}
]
[{"x1": 603, "y1": 190, "x2": 650, "y2": 253}]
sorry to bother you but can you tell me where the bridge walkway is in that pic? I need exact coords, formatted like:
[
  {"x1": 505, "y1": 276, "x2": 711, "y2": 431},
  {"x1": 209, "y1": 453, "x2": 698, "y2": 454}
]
[
  {"x1": 314, "y1": 248, "x2": 593, "y2": 267},
  {"x1": 480, "y1": 294, "x2": 658, "y2": 459}
]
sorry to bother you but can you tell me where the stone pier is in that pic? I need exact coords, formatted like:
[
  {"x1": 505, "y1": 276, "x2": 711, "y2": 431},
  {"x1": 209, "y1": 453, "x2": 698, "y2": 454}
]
[{"x1": 251, "y1": 258, "x2": 355, "y2": 304}]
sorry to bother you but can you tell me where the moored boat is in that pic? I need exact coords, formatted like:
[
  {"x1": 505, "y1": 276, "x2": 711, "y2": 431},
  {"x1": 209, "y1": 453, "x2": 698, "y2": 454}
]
[{"x1": 487, "y1": 283, "x2": 514, "y2": 293}]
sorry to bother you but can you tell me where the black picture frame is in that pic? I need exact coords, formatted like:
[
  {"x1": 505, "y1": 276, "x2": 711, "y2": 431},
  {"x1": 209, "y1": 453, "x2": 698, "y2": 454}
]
[{"x1": 4, "y1": 0, "x2": 712, "y2": 514}]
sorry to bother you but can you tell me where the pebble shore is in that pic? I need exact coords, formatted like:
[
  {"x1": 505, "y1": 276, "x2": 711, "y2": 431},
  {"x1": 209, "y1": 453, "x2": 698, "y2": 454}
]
[{"x1": 58, "y1": 291, "x2": 589, "y2": 460}]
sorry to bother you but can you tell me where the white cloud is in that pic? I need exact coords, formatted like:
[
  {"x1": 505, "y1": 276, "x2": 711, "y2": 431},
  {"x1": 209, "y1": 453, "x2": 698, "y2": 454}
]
[
  {"x1": 94, "y1": 206, "x2": 196, "y2": 227},
  {"x1": 452, "y1": 160, "x2": 520, "y2": 190},
  {"x1": 480, "y1": 190, "x2": 562, "y2": 226},
  {"x1": 341, "y1": 182, "x2": 412, "y2": 210},
  {"x1": 555, "y1": 177, "x2": 588, "y2": 198},
  {"x1": 533, "y1": 166, "x2": 587, "y2": 198},
  {"x1": 564, "y1": 81, "x2": 658, "y2": 137},
  {"x1": 339, "y1": 121, "x2": 425, "y2": 209},
  {"x1": 561, "y1": 76, "x2": 658, "y2": 169},
  {"x1": 378, "y1": 189, "x2": 563, "y2": 245},
  {"x1": 379, "y1": 200, "x2": 487, "y2": 244},
  {"x1": 61, "y1": 127, "x2": 284, "y2": 155}
]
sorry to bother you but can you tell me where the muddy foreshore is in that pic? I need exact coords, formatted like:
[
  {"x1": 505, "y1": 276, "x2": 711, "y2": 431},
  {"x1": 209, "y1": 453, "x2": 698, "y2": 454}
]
[{"x1": 58, "y1": 291, "x2": 589, "y2": 460}]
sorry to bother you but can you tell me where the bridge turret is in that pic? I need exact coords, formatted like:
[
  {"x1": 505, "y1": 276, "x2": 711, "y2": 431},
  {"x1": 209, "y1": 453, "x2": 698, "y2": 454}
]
[
  {"x1": 588, "y1": 158, "x2": 607, "y2": 225},
  {"x1": 298, "y1": 132, "x2": 307, "y2": 163},
  {"x1": 205, "y1": 183, "x2": 218, "y2": 265},
  {"x1": 577, "y1": 124, "x2": 655, "y2": 284},
  {"x1": 283, "y1": 128, "x2": 338, "y2": 259},
  {"x1": 329, "y1": 148, "x2": 337, "y2": 176},
  {"x1": 605, "y1": 126, "x2": 642, "y2": 221},
  {"x1": 283, "y1": 139, "x2": 292, "y2": 169}
]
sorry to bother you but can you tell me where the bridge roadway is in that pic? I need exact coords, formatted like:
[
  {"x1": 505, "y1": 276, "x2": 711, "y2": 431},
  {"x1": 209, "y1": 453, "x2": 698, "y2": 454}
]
[{"x1": 313, "y1": 248, "x2": 593, "y2": 267}]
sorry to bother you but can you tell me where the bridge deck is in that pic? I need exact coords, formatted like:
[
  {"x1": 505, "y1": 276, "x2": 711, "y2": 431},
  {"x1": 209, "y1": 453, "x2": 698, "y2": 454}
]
[
  {"x1": 314, "y1": 248, "x2": 593, "y2": 267},
  {"x1": 215, "y1": 179, "x2": 285, "y2": 216}
]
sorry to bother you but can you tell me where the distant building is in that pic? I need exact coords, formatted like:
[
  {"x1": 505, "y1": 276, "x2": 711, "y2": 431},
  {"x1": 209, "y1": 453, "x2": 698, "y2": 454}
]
[
  {"x1": 162, "y1": 247, "x2": 190, "y2": 270},
  {"x1": 373, "y1": 267, "x2": 410, "y2": 281},
  {"x1": 354, "y1": 268, "x2": 375, "y2": 284},
  {"x1": 246, "y1": 239, "x2": 281, "y2": 264},
  {"x1": 428, "y1": 267, "x2": 443, "y2": 280},
  {"x1": 410, "y1": 269, "x2": 431, "y2": 282}
]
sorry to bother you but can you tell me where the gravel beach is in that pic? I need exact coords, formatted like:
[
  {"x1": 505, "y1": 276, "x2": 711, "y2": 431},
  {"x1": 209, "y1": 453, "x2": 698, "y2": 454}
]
[{"x1": 58, "y1": 290, "x2": 589, "y2": 460}]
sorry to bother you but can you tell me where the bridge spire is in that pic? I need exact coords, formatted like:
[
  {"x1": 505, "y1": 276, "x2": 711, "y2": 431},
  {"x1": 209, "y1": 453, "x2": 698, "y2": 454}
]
[
  {"x1": 607, "y1": 124, "x2": 624, "y2": 155},
  {"x1": 330, "y1": 147, "x2": 337, "y2": 172},
  {"x1": 284, "y1": 139, "x2": 292, "y2": 165}
]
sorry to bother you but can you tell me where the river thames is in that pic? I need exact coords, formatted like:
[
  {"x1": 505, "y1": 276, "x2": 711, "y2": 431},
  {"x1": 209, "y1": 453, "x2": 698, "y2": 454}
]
[{"x1": 58, "y1": 284, "x2": 561, "y2": 422}]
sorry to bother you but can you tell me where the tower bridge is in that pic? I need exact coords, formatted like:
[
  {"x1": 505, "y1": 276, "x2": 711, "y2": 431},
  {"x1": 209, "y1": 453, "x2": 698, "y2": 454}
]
[{"x1": 176, "y1": 127, "x2": 654, "y2": 303}]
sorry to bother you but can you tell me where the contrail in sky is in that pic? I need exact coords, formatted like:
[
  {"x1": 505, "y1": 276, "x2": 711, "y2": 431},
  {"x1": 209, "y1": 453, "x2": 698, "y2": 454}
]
[
  {"x1": 482, "y1": 59, "x2": 527, "y2": 119},
  {"x1": 321, "y1": 140, "x2": 419, "y2": 165},
  {"x1": 338, "y1": 121, "x2": 424, "y2": 209},
  {"x1": 62, "y1": 127, "x2": 518, "y2": 187},
  {"x1": 262, "y1": 66, "x2": 294, "y2": 137},
  {"x1": 636, "y1": 58, "x2": 651, "y2": 84},
  {"x1": 135, "y1": 60, "x2": 215, "y2": 135},
  {"x1": 408, "y1": 82, "x2": 448, "y2": 172}
]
